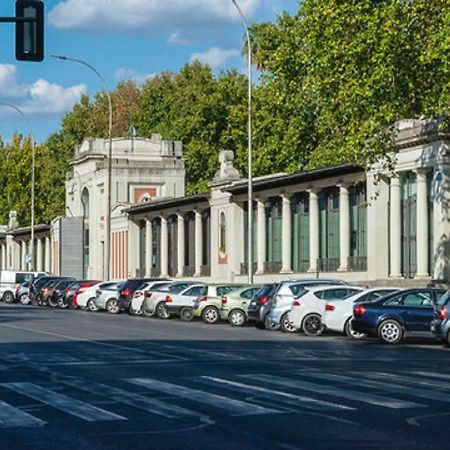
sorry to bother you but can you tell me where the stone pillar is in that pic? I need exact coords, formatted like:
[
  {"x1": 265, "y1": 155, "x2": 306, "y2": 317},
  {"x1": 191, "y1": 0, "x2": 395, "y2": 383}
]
[
  {"x1": 160, "y1": 217, "x2": 169, "y2": 278},
  {"x1": 281, "y1": 195, "x2": 293, "y2": 273},
  {"x1": 36, "y1": 238, "x2": 43, "y2": 272},
  {"x1": 194, "y1": 210, "x2": 203, "y2": 277},
  {"x1": 415, "y1": 169, "x2": 429, "y2": 278},
  {"x1": 256, "y1": 200, "x2": 266, "y2": 275},
  {"x1": 21, "y1": 240, "x2": 27, "y2": 270},
  {"x1": 145, "y1": 219, "x2": 153, "y2": 277},
  {"x1": 177, "y1": 214, "x2": 185, "y2": 277},
  {"x1": 389, "y1": 176, "x2": 402, "y2": 277},
  {"x1": 308, "y1": 190, "x2": 320, "y2": 273},
  {"x1": 1, "y1": 244, "x2": 5, "y2": 270},
  {"x1": 44, "y1": 236, "x2": 51, "y2": 273},
  {"x1": 338, "y1": 184, "x2": 350, "y2": 271}
]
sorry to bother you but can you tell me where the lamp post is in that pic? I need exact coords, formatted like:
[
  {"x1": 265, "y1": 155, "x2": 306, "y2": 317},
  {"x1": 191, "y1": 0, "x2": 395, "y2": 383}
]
[
  {"x1": 51, "y1": 55, "x2": 113, "y2": 281},
  {"x1": 232, "y1": 0, "x2": 253, "y2": 284},
  {"x1": 0, "y1": 103, "x2": 36, "y2": 271}
]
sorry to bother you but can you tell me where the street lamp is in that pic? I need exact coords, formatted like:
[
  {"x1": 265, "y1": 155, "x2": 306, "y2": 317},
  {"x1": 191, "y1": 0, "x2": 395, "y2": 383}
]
[
  {"x1": 51, "y1": 54, "x2": 113, "y2": 281},
  {"x1": 232, "y1": 0, "x2": 253, "y2": 284},
  {"x1": 0, "y1": 103, "x2": 36, "y2": 271}
]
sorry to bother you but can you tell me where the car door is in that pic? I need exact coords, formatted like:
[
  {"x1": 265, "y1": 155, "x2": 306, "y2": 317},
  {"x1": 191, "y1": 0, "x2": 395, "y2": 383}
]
[{"x1": 398, "y1": 291, "x2": 434, "y2": 332}]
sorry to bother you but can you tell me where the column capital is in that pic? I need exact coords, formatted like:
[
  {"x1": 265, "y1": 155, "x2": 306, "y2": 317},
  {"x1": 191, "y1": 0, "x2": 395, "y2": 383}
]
[
  {"x1": 307, "y1": 188, "x2": 320, "y2": 198},
  {"x1": 337, "y1": 181, "x2": 352, "y2": 191},
  {"x1": 280, "y1": 192, "x2": 293, "y2": 200},
  {"x1": 390, "y1": 175, "x2": 401, "y2": 187},
  {"x1": 414, "y1": 168, "x2": 430, "y2": 180}
]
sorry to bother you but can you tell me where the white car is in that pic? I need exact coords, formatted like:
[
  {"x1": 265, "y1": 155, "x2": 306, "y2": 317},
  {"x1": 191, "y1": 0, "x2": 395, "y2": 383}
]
[
  {"x1": 75, "y1": 282, "x2": 109, "y2": 310},
  {"x1": 287, "y1": 285, "x2": 364, "y2": 336},
  {"x1": 94, "y1": 281, "x2": 125, "y2": 313},
  {"x1": 322, "y1": 288, "x2": 400, "y2": 338},
  {"x1": 130, "y1": 280, "x2": 172, "y2": 315},
  {"x1": 164, "y1": 284, "x2": 207, "y2": 321}
]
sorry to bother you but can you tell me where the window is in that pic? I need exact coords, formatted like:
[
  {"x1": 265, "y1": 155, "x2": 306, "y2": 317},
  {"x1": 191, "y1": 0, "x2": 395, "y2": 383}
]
[
  {"x1": 169, "y1": 283, "x2": 190, "y2": 294},
  {"x1": 289, "y1": 284, "x2": 307, "y2": 297},
  {"x1": 291, "y1": 194, "x2": 310, "y2": 272},
  {"x1": 349, "y1": 185, "x2": 367, "y2": 260},
  {"x1": 402, "y1": 292, "x2": 433, "y2": 307},
  {"x1": 185, "y1": 286, "x2": 207, "y2": 296},
  {"x1": 16, "y1": 272, "x2": 34, "y2": 284},
  {"x1": 317, "y1": 288, "x2": 350, "y2": 300},
  {"x1": 241, "y1": 287, "x2": 259, "y2": 299},
  {"x1": 319, "y1": 189, "x2": 340, "y2": 261},
  {"x1": 219, "y1": 212, "x2": 226, "y2": 257},
  {"x1": 266, "y1": 198, "x2": 282, "y2": 263},
  {"x1": 217, "y1": 286, "x2": 241, "y2": 296}
]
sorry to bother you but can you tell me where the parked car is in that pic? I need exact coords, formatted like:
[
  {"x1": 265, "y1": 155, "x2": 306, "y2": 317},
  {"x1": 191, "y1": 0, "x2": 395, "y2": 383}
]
[
  {"x1": 129, "y1": 280, "x2": 173, "y2": 315},
  {"x1": 29, "y1": 275, "x2": 63, "y2": 304},
  {"x1": 247, "y1": 284, "x2": 279, "y2": 329},
  {"x1": 48, "y1": 279, "x2": 79, "y2": 307},
  {"x1": 431, "y1": 291, "x2": 450, "y2": 347},
  {"x1": 59, "y1": 280, "x2": 100, "y2": 309},
  {"x1": 322, "y1": 288, "x2": 400, "y2": 338},
  {"x1": 192, "y1": 284, "x2": 245, "y2": 324},
  {"x1": 0, "y1": 270, "x2": 47, "y2": 303},
  {"x1": 288, "y1": 285, "x2": 364, "y2": 336},
  {"x1": 219, "y1": 285, "x2": 262, "y2": 326},
  {"x1": 164, "y1": 284, "x2": 209, "y2": 321},
  {"x1": 352, "y1": 288, "x2": 446, "y2": 344},
  {"x1": 94, "y1": 281, "x2": 125, "y2": 313},
  {"x1": 117, "y1": 278, "x2": 163, "y2": 312},
  {"x1": 15, "y1": 281, "x2": 31, "y2": 305},
  {"x1": 141, "y1": 281, "x2": 197, "y2": 318},
  {"x1": 38, "y1": 277, "x2": 74, "y2": 306}
]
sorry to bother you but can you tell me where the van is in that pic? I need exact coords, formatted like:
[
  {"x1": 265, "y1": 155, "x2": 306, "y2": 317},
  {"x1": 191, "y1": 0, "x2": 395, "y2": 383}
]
[{"x1": 0, "y1": 270, "x2": 47, "y2": 303}]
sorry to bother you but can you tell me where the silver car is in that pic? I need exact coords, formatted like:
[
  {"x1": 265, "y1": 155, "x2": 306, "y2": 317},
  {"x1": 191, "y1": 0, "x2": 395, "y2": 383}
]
[{"x1": 94, "y1": 281, "x2": 124, "y2": 313}]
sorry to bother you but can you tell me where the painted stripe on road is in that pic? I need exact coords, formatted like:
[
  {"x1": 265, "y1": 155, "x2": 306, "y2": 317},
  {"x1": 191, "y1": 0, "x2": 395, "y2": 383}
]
[
  {"x1": 63, "y1": 378, "x2": 203, "y2": 419},
  {"x1": 363, "y1": 372, "x2": 450, "y2": 390},
  {"x1": 239, "y1": 374, "x2": 422, "y2": 409},
  {"x1": 1, "y1": 383, "x2": 126, "y2": 422},
  {"x1": 0, "y1": 400, "x2": 45, "y2": 428},
  {"x1": 412, "y1": 371, "x2": 450, "y2": 381},
  {"x1": 127, "y1": 378, "x2": 280, "y2": 416},
  {"x1": 200, "y1": 376, "x2": 354, "y2": 411}
]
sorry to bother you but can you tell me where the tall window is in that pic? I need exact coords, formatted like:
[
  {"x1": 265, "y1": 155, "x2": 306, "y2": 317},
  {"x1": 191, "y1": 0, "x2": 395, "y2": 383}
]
[
  {"x1": 428, "y1": 173, "x2": 434, "y2": 274},
  {"x1": 349, "y1": 185, "x2": 367, "y2": 269},
  {"x1": 319, "y1": 188, "x2": 340, "y2": 265},
  {"x1": 266, "y1": 197, "x2": 282, "y2": 263},
  {"x1": 81, "y1": 188, "x2": 90, "y2": 278},
  {"x1": 291, "y1": 193, "x2": 310, "y2": 272},
  {"x1": 219, "y1": 212, "x2": 226, "y2": 257},
  {"x1": 401, "y1": 172, "x2": 417, "y2": 278},
  {"x1": 151, "y1": 219, "x2": 161, "y2": 275},
  {"x1": 167, "y1": 216, "x2": 178, "y2": 277},
  {"x1": 139, "y1": 220, "x2": 147, "y2": 277}
]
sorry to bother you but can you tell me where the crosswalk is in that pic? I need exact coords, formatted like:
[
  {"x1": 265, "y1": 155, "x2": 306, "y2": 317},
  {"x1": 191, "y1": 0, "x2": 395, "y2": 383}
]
[{"x1": 0, "y1": 370, "x2": 447, "y2": 429}]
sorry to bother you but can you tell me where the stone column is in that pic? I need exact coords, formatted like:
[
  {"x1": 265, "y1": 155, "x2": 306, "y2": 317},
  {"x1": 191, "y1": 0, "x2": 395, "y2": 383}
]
[
  {"x1": 160, "y1": 217, "x2": 169, "y2": 278},
  {"x1": 256, "y1": 200, "x2": 266, "y2": 275},
  {"x1": 415, "y1": 169, "x2": 429, "y2": 278},
  {"x1": 44, "y1": 236, "x2": 51, "y2": 273},
  {"x1": 338, "y1": 184, "x2": 350, "y2": 271},
  {"x1": 194, "y1": 210, "x2": 203, "y2": 277},
  {"x1": 21, "y1": 240, "x2": 27, "y2": 270},
  {"x1": 1, "y1": 244, "x2": 5, "y2": 270},
  {"x1": 389, "y1": 176, "x2": 402, "y2": 277},
  {"x1": 281, "y1": 194, "x2": 293, "y2": 273},
  {"x1": 145, "y1": 219, "x2": 153, "y2": 277},
  {"x1": 177, "y1": 214, "x2": 185, "y2": 277},
  {"x1": 36, "y1": 238, "x2": 43, "y2": 272},
  {"x1": 308, "y1": 190, "x2": 320, "y2": 273}
]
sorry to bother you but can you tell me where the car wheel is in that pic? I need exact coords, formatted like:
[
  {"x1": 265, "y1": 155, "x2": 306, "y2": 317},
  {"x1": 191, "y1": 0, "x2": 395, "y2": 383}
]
[
  {"x1": 141, "y1": 305, "x2": 154, "y2": 317},
  {"x1": 87, "y1": 298, "x2": 99, "y2": 312},
  {"x1": 129, "y1": 306, "x2": 141, "y2": 316},
  {"x1": 378, "y1": 320, "x2": 403, "y2": 344},
  {"x1": 156, "y1": 302, "x2": 170, "y2": 319},
  {"x1": 3, "y1": 291, "x2": 14, "y2": 304},
  {"x1": 264, "y1": 315, "x2": 280, "y2": 331},
  {"x1": 345, "y1": 318, "x2": 366, "y2": 339},
  {"x1": 19, "y1": 294, "x2": 30, "y2": 305},
  {"x1": 229, "y1": 309, "x2": 246, "y2": 327},
  {"x1": 180, "y1": 307, "x2": 194, "y2": 322},
  {"x1": 280, "y1": 313, "x2": 298, "y2": 333},
  {"x1": 202, "y1": 306, "x2": 220, "y2": 324},
  {"x1": 106, "y1": 299, "x2": 120, "y2": 314},
  {"x1": 302, "y1": 314, "x2": 324, "y2": 336},
  {"x1": 48, "y1": 296, "x2": 59, "y2": 308}
]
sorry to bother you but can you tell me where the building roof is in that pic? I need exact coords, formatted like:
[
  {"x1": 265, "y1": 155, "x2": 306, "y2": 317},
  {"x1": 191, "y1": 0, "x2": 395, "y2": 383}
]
[
  {"x1": 124, "y1": 194, "x2": 210, "y2": 215},
  {"x1": 223, "y1": 164, "x2": 364, "y2": 195},
  {"x1": 10, "y1": 224, "x2": 51, "y2": 238}
]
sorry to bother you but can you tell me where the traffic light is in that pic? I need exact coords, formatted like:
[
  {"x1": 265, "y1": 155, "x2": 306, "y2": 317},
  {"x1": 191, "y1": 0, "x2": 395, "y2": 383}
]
[{"x1": 15, "y1": 0, "x2": 44, "y2": 62}]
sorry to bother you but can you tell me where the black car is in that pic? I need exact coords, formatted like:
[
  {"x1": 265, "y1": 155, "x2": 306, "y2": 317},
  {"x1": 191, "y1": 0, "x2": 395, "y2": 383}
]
[
  {"x1": 48, "y1": 279, "x2": 78, "y2": 308},
  {"x1": 118, "y1": 278, "x2": 163, "y2": 312},
  {"x1": 247, "y1": 284, "x2": 278, "y2": 328},
  {"x1": 30, "y1": 276, "x2": 67, "y2": 304}
]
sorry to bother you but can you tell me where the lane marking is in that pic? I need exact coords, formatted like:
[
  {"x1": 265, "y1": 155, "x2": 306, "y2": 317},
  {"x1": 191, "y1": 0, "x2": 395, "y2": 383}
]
[
  {"x1": 0, "y1": 400, "x2": 45, "y2": 428},
  {"x1": 412, "y1": 371, "x2": 450, "y2": 381},
  {"x1": 239, "y1": 374, "x2": 422, "y2": 409},
  {"x1": 1, "y1": 383, "x2": 126, "y2": 422},
  {"x1": 199, "y1": 376, "x2": 354, "y2": 411},
  {"x1": 127, "y1": 378, "x2": 280, "y2": 416},
  {"x1": 363, "y1": 372, "x2": 450, "y2": 390}
]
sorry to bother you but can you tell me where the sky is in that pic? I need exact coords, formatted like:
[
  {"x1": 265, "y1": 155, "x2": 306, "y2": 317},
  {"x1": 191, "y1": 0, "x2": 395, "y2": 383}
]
[{"x1": 0, "y1": 0, "x2": 298, "y2": 143}]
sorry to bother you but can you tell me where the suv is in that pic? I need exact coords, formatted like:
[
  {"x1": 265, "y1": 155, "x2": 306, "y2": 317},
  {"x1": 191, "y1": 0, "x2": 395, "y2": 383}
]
[
  {"x1": 117, "y1": 278, "x2": 163, "y2": 312},
  {"x1": 431, "y1": 291, "x2": 450, "y2": 347},
  {"x1": 192, "y1": 284, "x2": 245, "y2": 324}
]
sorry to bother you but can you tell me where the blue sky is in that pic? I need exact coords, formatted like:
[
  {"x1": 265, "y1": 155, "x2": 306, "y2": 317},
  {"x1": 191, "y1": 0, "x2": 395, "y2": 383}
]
[{"x1": 0, "y1": 0, "x2": 298, "y2": 143}]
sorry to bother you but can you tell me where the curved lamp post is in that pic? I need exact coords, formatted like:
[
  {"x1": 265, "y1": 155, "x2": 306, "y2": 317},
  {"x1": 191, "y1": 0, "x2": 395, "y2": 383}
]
[
  {"x1": 51, "y1": 55, "x2": 113, "y2": 281},
  {"x1": 231, "y1": 0, "x2": 253, "y2": 284},
  {"x1": 0, "y1": 103, "x2": 36, "y2": 271}
]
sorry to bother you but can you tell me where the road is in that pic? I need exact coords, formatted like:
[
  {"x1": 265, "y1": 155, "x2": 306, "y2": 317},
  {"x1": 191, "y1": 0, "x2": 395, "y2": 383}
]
[{"x1": 0, "y1": 303, "x2": 448, "y2": 450}]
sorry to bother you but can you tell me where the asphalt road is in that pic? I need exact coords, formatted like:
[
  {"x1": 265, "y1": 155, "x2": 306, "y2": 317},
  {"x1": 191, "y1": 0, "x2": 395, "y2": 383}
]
[{"x1": 0, "y1": 304, "x2": 448, "y2": 450}]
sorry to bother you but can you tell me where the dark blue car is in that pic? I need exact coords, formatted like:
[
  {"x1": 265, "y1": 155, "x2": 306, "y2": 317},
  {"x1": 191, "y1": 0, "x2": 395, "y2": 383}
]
[{"x1": 352, "y1": 288, "x2": 447, "y2": 344}]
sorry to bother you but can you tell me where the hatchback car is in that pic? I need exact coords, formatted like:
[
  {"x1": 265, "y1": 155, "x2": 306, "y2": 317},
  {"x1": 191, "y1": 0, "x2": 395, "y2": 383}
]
[
  {"x1": 94, "y1": 281, "x2": 125, "y2": 313},
  {"x1": 164, "y1": 284, "x2": 208, "y2": 321},
  {"x1": 430, "y1": 291, "x2": 450, "y2": 347},
  {"x1": 352, "y1": 288, "x2": 446, "y2": 344},
  {"x1": 219, "y1": 285, "x2": 262, "y2": 326},
  {"x1": 118, "y1": 278, "x2": 163, "y2": 312}
]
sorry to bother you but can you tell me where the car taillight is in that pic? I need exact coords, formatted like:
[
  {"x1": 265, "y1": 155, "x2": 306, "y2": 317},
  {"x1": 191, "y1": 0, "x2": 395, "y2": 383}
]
[
  {"x1": 221, "y1": 296, "x2": 228, "y2": 305},
  {"x1": 198, "y1": 295, "x2": 208, "y2": 302},
  {"x1": 439, "y1": 305, "x2": 448, "y2": 320},
  {"x1": 354, "y1": 305, "x2": 366, "y2": 316},
  {"x1": 258, "y1": 296, "x2": 270, "y2": 304},
  {"x1": 121, "y1": 288, "x2": 132, "y2": 297},
  {"x1": 326, "y1": 304, "x2": 335, "y2": 312},
  {"x1": 165, "y1": 296, "x2": 172, "y2": 303},
  {"x1": 292, "y1": 300, "x2": 301, "y2": 307},
  {"x1": 144, "y1": 291, "x2": 152, "y2": 298}
]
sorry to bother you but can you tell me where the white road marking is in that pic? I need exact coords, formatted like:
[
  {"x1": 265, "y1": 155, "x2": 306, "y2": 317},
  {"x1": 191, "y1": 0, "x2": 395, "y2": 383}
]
[
  {"x1": 1, "y1": 383, "x2": 126, "y2": 422},
  {"x1": 127, "y1": 378, "x2": 280, "y2": 416},
  {"x1": 363, "y1": 372, "x2": 450, "y2": 390},
  {"x1": 412, "y1": 371, "x2": 450, "y2": 381},
  {"x1": 0, "y1": 400, "x2": 45, "y2": 428},
  {"x1": 200, "y1": 376, "x2": 354, "y2": 411},
  {"x1": 239, "y1": 374, "x2": 422, "y2": 409}
]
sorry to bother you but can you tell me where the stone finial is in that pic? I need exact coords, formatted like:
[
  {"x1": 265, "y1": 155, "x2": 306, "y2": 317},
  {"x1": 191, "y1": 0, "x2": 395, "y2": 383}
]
[
  {"x1": 213, "y1": 150, "x2": 241, "y2": 182},
  {"x1": 8, "y1": 211, "x2": 18, "y2": 230}
]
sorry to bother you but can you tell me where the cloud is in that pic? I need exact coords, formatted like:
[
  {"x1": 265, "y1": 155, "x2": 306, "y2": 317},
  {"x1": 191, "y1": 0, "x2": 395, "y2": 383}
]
[
  {"x1": 48, "y1": 0, "x2": 261, "y2": 34},
  {"x1": 190, "y1": 47, "x2": 240, "y2": 69},
  {"x1": 114, "y1": 68, "x2": 156, "y2": 86},
  {"x1": 0, "y1": 64, "x2": 86, "y2": 117}
]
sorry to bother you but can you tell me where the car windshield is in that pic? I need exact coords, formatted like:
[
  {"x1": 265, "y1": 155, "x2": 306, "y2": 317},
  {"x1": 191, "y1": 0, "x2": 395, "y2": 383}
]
[
  {"x1": 437, "y1": 291, "x2": 450, "y2": 306},
  {"x1": 169, "y1": 283, "x2": 190, "y2": 294},
  {"x1": 255, "y1": 284, "x2": 276, "y2": 298}
]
